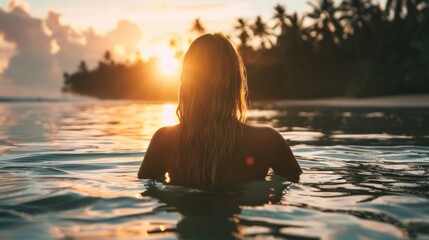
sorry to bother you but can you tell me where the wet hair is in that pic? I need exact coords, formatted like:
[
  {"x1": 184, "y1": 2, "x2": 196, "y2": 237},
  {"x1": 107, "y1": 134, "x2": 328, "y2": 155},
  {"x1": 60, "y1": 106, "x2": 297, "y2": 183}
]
[{"x1": 175, "y1": 33, "x2": 248, "y2": 184}]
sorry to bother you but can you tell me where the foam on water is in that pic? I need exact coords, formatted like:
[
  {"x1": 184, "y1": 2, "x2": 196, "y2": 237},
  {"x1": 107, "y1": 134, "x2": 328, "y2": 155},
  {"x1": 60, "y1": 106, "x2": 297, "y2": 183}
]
[{"x1": 0, "y1": 101, "x2": 428, "y2": 239}]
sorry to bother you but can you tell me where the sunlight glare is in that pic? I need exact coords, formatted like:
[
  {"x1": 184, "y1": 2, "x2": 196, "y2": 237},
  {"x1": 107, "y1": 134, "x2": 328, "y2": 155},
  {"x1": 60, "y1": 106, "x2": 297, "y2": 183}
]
[
  {"x1": 162, "y1": 104, "x2": 178, "y2": 126},
  {"x1": 137, "y1": 42, "x2": 180, "y2": 78},
  {"x1": 159, "y1": 56, "x2": 179, "y2": 77}
]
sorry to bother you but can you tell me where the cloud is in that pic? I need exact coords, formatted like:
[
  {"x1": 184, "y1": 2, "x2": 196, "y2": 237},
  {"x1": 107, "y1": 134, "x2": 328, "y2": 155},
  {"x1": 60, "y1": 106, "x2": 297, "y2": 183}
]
[
  {"x1": 0, "y1": 0, "x2": 142, "y2": 97},
  {"x1": 0, "y1": 1, "x2": 58, "y2": 96},
  {"x1": 45, "y1": 11, "x2": 142, "y2": 71}
]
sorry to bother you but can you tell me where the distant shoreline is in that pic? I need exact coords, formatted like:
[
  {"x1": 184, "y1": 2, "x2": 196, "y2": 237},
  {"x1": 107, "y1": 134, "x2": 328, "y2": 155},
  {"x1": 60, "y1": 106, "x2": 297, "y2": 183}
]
[
  {"x1": 260, "y1": 94, "x2": 429, "y2": 108},
  {"x1": 0, "y1": 96, "x2": 93, "y2": 103},
  {"x1": 1, "y1": 94, "x2": 429, "y2": 108}
]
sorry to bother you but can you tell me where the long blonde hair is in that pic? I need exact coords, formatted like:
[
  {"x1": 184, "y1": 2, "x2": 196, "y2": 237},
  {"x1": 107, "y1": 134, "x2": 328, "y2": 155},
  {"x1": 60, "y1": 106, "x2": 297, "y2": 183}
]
[{"x1": 175, "y1": 33, "x2": 248, "y2": 185}]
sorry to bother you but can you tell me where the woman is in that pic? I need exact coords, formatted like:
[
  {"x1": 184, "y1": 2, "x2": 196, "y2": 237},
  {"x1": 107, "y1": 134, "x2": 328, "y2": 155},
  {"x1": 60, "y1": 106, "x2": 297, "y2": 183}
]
[{"x1": 138, "y1": 34, "x2": 302, "y2": 185}]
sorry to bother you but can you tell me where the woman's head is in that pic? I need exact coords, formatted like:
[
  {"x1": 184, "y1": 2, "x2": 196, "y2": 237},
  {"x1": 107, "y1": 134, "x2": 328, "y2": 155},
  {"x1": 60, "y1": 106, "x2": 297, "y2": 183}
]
[
  {"x1": 175, "y1": 34, "x2": 248, "y2": 185},
  {"x1": 177, "y1": 33, "x2": 247, "y2": 124}
]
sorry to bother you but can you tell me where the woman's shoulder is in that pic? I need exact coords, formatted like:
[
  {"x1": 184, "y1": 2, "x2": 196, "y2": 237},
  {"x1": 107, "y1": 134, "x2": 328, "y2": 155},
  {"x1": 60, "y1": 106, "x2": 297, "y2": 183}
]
[
  {"x1": 241, "y1": 123, "x2": 283, "y2": 141},
  {"x1": 241, "y1": 123, "x2": 301, "y2": 181},
  {"x1": 150, "y1": 125, "x2": 179, "y2": 147},
  {"x1": 156, "y1": 124, "x2": 283, "y2": 142},
  {"x1": 153, "y1": 124, "x2": 179, "y2": 137}
]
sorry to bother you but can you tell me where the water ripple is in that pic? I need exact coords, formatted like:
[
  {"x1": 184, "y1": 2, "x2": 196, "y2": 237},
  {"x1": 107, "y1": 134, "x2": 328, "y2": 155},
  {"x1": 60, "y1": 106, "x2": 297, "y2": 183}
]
[{"x1": 0, "y1": 102, "x2": 428, "y2": 239}]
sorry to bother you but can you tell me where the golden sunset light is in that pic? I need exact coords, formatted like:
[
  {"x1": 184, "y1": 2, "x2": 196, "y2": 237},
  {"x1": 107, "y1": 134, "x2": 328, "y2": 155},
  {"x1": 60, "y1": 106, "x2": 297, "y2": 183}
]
[
  {"x1": 0, "y1": 0, "x2": 392, "y2": 98},
  {"x1": 158, "y1": 51, "x2": 180, "y2": 78},
  {"x1": 162, "y1": 104, "x2": 178, "y2": 126},
  {"x1": 134, "y1": 41, "x2": 182, "y2": 80},
  {"x1": 1, "y1": 0, "x2": 428, "y2": 239}
]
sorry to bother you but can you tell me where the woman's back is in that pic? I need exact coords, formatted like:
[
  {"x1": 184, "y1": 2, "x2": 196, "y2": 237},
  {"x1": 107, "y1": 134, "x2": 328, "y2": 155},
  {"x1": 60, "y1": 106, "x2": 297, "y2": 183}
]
[
  {"x1": 138, "y1": 123, "x2": 302, "y2": 183},
  {"x1": 137, "y1": 33, "x2": 302, "y2": 185}
]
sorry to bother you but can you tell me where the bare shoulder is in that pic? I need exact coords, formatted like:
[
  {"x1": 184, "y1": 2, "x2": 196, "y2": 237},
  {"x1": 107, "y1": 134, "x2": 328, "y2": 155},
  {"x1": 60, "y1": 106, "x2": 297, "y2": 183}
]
[
  {"x1": 241, "y1": 123, "x2": 284, "y2": 143},
  {"x1": 242, "y1": 123, "x2": 301, "y2": 181},
  {"x1": 147, "y1": 125, "x2": 178, "y2": 151},
  {"x1": 155, "y1": 124, "x2": 179, "y2": 134},
  {"x1": 138, "y1": 125, "x2": 178, "y2": 179},
  {"x1": 152, "y1": 125, "x2": 178, "y2": 140}
]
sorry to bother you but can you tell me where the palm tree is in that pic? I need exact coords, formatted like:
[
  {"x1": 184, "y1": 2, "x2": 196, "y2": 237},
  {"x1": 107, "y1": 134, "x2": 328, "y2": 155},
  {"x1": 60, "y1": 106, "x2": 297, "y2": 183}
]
[
  {"x1": 340, "y1": 0, "x2": 373, "y2": 31},
  {"x1": 78, "y1": 60, "x2": 88, "y2": 73},
  {"x1": 385, "y1": 0, "x2": 418, "y2": 22},
  {"x1": 306, "y1": 0, "x2": 344, "y2": 46},
  {"x1": 285, "y1": 12, "x2": 305, "y2": 41},
  {"x1": 272, "y1": 3, "x2": 307, "y2": 47},
  {"x1": 273, "y1": 4, "x2": 287, "y2": 45},
  {"x1": 103, "y1": 50, "x2": 114, "y2": 65},
  {"x1": 234, "y1": 18, "x2": 251, "y2": 48},
  {"x1": 190, "y1": 18, "x2": 206, "y2": 35},
  {"x1": 339, "y1": 0, "x2": 380, "y2": 55},
  {"x1": 251, "y1": 16, "x2": 273, "y2": 49},
  {"x1": 412, "y1": 3, "x2": 429, "y2": 60}
]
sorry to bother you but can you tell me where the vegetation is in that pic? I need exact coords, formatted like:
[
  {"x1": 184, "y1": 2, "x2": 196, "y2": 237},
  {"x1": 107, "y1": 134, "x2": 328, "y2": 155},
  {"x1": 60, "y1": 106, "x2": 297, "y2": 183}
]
[
  {"x1": 63, "y1": 0, "x2": 429, "y2": 100},
  {"x1": 62, "y1": 53, "x2": 178, "y2": 100}
]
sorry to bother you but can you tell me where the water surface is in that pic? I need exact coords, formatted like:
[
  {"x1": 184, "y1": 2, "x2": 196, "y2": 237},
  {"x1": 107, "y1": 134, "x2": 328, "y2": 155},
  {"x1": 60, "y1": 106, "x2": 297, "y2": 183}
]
[{"x1": 0, "y1": 100, "x2": 428, "y2": 239}]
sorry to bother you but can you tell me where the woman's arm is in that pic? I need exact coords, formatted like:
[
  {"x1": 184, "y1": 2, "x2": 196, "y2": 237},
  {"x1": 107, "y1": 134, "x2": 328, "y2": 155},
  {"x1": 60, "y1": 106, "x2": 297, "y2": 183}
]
[
  {"x1": 268, "y1": 129, "x2": 302, "y2": 182},
  {"x1": 137, "y1": 128, "x2": 168, "y2": 179}
]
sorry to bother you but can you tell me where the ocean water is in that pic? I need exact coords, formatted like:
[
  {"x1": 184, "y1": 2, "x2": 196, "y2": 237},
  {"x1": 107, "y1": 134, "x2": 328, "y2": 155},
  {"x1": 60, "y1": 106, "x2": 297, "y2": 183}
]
[{"x1": 0, "y1": 100, "x2": 428, "y2": 239}]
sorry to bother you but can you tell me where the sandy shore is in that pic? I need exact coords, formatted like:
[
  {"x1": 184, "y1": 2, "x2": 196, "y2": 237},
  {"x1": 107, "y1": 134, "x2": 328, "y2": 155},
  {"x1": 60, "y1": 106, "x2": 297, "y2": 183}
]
[{"x1": 267, "y1": 94, "x2": 429, "y2": 108}]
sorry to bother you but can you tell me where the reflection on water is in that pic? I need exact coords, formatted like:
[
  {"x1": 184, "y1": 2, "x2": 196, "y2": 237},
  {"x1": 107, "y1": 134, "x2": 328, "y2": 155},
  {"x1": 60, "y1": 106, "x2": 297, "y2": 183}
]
[
  {"x1": 0, "y1": 101, "x2": 428, "y2": 239},
  {"x1": 248, "y1": 103, "x2": 429, "y2": 146},
  {"x1": 0, "y1": 102, "x2": 179, "y2": 155}
]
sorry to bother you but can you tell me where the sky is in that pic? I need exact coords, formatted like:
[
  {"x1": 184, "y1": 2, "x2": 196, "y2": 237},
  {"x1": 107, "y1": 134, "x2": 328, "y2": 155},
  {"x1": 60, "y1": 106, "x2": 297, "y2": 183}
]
[
  {"x1": 2, "y1": 0, "x2": 311, "y2": 32},
  {"x1": 0, "y1": 0, "x2": 386, "y2": 97},
  {"x1": 15, "y1": 0, "x2": 313, "y2": 58}
]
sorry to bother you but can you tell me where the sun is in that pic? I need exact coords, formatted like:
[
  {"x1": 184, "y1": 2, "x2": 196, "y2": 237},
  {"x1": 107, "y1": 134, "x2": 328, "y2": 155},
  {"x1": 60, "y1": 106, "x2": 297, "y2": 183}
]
[
  {"x1": 135, "y1": 39, "x2": 187, "y2": 80},
  {"x1": 159, "y1": 56, "x2": 180, "y2": 77},
  {"x1": 148, "y1": 45, "x2": 180, "y2": 78}
]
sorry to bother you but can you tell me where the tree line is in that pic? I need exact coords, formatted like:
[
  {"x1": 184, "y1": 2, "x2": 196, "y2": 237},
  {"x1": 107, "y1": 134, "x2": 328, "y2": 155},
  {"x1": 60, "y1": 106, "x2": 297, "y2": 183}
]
[{"x1": 63, "y1": 0, "x2": 429, "y2": 100}]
